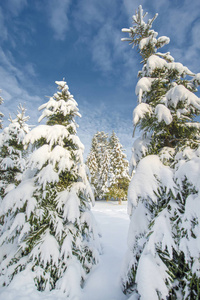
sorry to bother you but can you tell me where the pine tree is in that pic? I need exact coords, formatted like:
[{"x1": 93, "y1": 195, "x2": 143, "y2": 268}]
[
  {"x1": 98, "y1": 148, "x2": 111, "y2": 199},
  {"x1": 0, "y1": 104, "x2": 29, "y2": 200},
  {"x1": 0, "y1": 81, "x2": 101, "y2": 298},
  {"x1": 0, "y1": 104, "x2": 29, "y2": 267},
  {"x1": 87, "y1": 131, "x2": 130, "y2": 201},
  {"x1": 107, "y1": 131, "x2": 130, "y2": 202},
  {"x1": 86, "y1": 131, "x2": 109, "y2": 199},
  {"x1": 121, "y1": 6, "x2": 200, "y2": 299}
]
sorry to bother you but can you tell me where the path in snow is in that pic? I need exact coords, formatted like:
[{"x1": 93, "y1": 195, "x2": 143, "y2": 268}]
[{"x1": 81, "y1": 200, "x2": 129, "y2": 300}]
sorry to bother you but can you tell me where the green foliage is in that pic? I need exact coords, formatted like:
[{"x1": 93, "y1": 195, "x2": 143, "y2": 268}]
[{"x1": 106, "y1": 178, "x2": 129, "y2": 201}]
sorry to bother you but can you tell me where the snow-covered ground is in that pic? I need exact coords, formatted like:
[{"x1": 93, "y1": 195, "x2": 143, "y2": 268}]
[{"x1": 0, "y1": 200, "x2": 129, "y2": 300}]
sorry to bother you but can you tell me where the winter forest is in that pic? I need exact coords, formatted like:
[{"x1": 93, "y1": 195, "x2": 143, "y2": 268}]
[{"x1": 1, "y1": 5, "x2": 200, "y2": 300}]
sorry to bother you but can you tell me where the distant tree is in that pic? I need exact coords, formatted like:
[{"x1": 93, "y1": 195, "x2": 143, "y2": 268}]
[
  {"x1": 86, "y1": 134, "x2": 99, "y2": 196},
  {"x1": 0, "y1": 81, "x2": 101, "y2": 298},
  {"x1": 106, "y1": 178, "x2": 129, "y2": 204},
  {"x1": 121, "y1": 6, "x2": 200, "y2": 300},
  {"x1": 87, "y1": 131, "x2": 130, "y2": 201},
  {"x1": 87, "y1": 131, "x2": 109, "y2": 199},
  {"x1": 98, "y1": 148, "x2": 111, "y2": 199},
  {"x1": 107, "y1": 131, "x2": 130, "y2": 201}
]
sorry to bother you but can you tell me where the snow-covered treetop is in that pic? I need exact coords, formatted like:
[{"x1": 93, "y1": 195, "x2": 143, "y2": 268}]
[
  {"x1": 122, "y1": 5, "x2": 200, "y2": 155},
  {"x1": 9, "y1": 104, "x2": 30, "y2": 129},
  {"x1": 38, "y1": 80, "x2": 81, "y2": 127},
  {"x1": 24, "y1": 81, "x2": 85, "y2": 175},
  {"x1": 121, "y1": 5, "x2": 169, "y2": 62},
  {"x1": 1, "y1": 104, "x2": 29, "y2": 146}
]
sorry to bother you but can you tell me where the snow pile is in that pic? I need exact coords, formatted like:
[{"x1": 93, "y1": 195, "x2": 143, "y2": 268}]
[
  {"x1": 128, "y1": 155, "x2": 175, "y2": 210},
  {"x1": 135, "y1": 77, "x2": 154, "y2": 103},
  {"x1": 155, "y1": 104, "x2": 172, "y2": 125},
  {"x1": 162, "y1": 84, "x2": 200, "y2": 111},
  {"x1": 133, "y1": 103, "x2": 152, "y2": 125}
]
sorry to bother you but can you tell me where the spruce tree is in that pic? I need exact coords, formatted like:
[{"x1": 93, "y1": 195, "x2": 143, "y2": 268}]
[
  {"x1": 0, "y1": 81, "x2": 101, "y2": 298},
  {"x1": 0, "y1": 104, "x2": 29, "y2": 266},
  {"x1": 87, "y1": 131, "x2": 130, "y2": 201},
  {"x1": 98, "y1": 148, "x2": 111, "y2": 199},
  {"x1": 121, "y1": 6, "x2": 200, "y2": 299},
  {"x1": 86, "y1": 131, "x2": 109, "y2": 199},
  {"x1": 0, "y1": 104, "x2": 29, "y2": 200},
  {"x1": 107, "y1": 131, "x2": 130, "y2": 202}
]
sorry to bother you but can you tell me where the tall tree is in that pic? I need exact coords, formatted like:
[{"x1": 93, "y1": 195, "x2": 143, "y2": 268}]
[
  {"x1": 0, "y1": 81, "x2": 101, "y2": 298},
  {"x1": 121, "y1": 6, "x2": 200, "y2": 299}
]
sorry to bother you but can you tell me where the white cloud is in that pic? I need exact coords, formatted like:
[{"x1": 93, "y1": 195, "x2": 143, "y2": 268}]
[{"x1": 47, "y1": 0, "x2": 71, "y2": 41}]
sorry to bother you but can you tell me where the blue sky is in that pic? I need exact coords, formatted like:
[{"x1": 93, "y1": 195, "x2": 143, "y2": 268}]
[{"x1": 0, "y1": 0, "x2": 200, "y2": 159}]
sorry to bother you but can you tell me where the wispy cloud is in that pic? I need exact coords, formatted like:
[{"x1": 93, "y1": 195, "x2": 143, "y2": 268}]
[
  {"x1": 165, "y1": 1, "x2": 200, "y2": 73},
  {"x1": 47, "y1": 0, "x2": 71, "y2": 41},
  {"x1": 91, "y1": 23, "x2": 115, "y2": 73},
  {"x1": 5, "y1": 0, "x2": 27, "y2": 16},
  {"x1": 0, "y1": 8, "x2": 8, "y2": 40},
  {"x1": 0, "y1": 47, "x2": 41, "y2": 126},
  {"x1": 0, "y1": 65, "x2": 41, "y2": 127},
  {"x1": 73, "y1": 0, "x2": 106, "y2": 26},
  {"x1": 73, "y1": 0, "x2": 139, "y2": 85}
]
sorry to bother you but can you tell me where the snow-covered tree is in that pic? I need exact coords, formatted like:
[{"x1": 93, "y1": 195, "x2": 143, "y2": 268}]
[
  {"x1": 0, "y1": 81, "x2": 101, "y2": 298},
  {"x1": 0, "y1": 104, "x2": 29, "y2": 200},
  {"x1": 86, "y1": 135, "x2": 99, "y2": 196},
  {"x1": 0, "y1": 91, "x2": 3, "y2": 129},
  {"x1": 98, "y1": 148, "x2": 111, "y2": 199},
  {"x1": 121, "y1": 6, "x2": 200, "y2": 299},
  {"x1": 87, "y1": 131, "x2": 129, "y2": 200},
  {"x1": 107, "y1": 131, "x2": 130, "y2": 201},
  {"x1": 86, "y1": 131, "x2": 109, "y2": 199}
]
